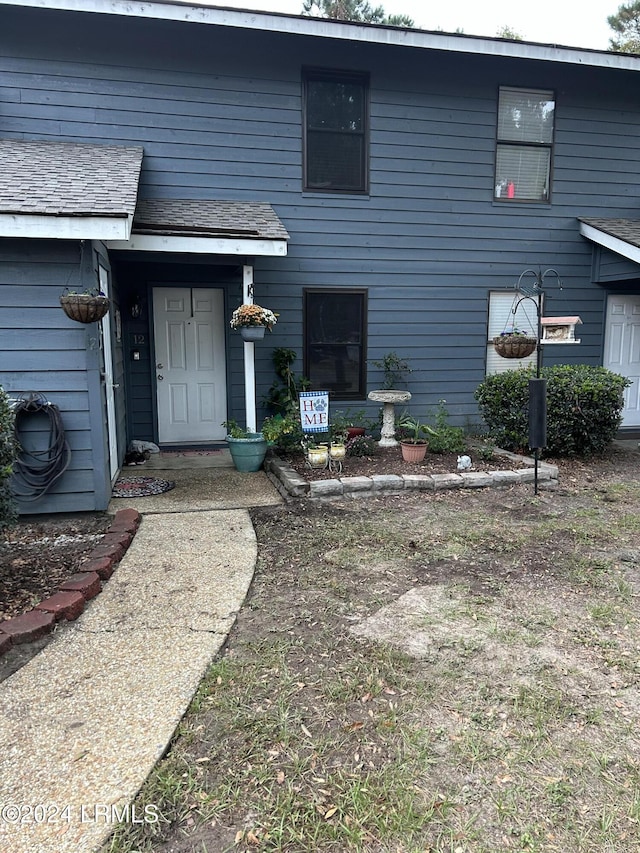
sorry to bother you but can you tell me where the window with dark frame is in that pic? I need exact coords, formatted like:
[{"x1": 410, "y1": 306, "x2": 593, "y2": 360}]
[
  {"x1": 495, "y1": 87, "x2": 555, "y2": 202},
  {"x1": 303, "y1": 68, "x2": 369, "y2": 193},
  {"x1": 304, "y1": 290, "x2": 367, "y2": 400}
]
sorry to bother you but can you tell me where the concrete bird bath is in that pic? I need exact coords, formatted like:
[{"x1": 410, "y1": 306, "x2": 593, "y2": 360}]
[{"x1": 367, "y1": 389, "x2": 411, "y2": 447}]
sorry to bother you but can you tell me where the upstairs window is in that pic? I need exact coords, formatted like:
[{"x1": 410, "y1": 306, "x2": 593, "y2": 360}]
[
  {"x1": 303, "y1": 68, "x2": 369, "y2": 193},
  {"x1": 495, "y1": 87, "x2": 555, "y2": 202}
]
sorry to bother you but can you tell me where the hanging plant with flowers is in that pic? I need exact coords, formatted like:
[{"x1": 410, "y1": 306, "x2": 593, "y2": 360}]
[
  {"x1": 230, "y1": 303, "x2": 278, "y2": 331},
  {"x1": 493, "y1": 326, "x2": 537, "y2": 359}
]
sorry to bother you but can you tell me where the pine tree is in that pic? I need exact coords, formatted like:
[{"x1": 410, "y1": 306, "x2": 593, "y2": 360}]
[
  {"x1": 608, "y1": 1, "x2": 640, "y2": 53},
  {"x1": 302, "y1": 0, "x2": 413, "y2": 27}
]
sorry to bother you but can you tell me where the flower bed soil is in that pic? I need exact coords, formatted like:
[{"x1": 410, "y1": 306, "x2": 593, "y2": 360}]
[
  {"x1": 283, "y1": 445, "x2": 530, "y2": 482},
  {"x1": 0, "y1": 513, "x2": 112, "y2": 622}
]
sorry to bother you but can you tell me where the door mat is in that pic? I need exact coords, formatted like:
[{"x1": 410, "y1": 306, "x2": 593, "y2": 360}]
[
  {"x1": 159, "y1": 449, "x2": 226, "y2": 457},
  {"x1": 112, "y1": 476, "x2": 176, "y2": 498}
]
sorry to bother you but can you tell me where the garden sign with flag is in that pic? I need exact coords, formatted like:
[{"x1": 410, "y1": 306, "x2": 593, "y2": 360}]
[{"x1": 299, "y1": 391, "x2": 329, "y2": 433}]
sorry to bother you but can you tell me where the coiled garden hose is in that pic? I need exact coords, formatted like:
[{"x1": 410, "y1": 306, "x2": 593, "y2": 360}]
[{"x1": 10, "y1": 393, "x2": 71, "y2": 501}]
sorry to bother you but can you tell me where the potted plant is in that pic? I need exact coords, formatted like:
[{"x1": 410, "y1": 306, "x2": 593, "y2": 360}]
[
  {"x1": 493, "y1": 327, "x2": 537, "y2": 359},
  {"x1": 302, "y1": 434, "x2": 329, "y2": 469},
  {"x1": 329, "y1": 418, "x2": 348, "y2": 448},
  {"x1": 331, "y1": 408, "x2": 373, "y2": 440},
  {"x1": 230, "y1": 303, "x2": 278, "y2": 341},
  {"x1": 368, "y1": 353, "x2": 413, "y2": 447},
  {"x1": 261, "y1": 414, "x2": 289, "y2": 445},
  {"x1": 222, "y1": 416, "x2": 287, "y2": 472},
  {"x1": 326, "y1": 422, "x2": 347, "y2": 471},
  {"x1": 60, "y1": 288, "x2": 110, "y2": 323},
  {"x1": 396, "y1": 412, "x2": 437, "y2": 463}
]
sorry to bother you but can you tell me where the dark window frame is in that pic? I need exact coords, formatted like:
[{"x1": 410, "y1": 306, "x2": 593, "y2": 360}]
[
  {"x1": 494, "y1": 85, "x2": 556, "y2": 204},
  {"x1": 302, "y1": 67, "x2": 370, "y2": 195},
  {"x1": 303, "y1": 288, "x2": 368, "y2": 401}
]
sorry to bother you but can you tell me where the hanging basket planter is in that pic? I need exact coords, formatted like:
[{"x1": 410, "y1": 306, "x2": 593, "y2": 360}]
[
  {"x1": 230, "y1": 303, "x2": 278, "y2": 340},
  {"x1": 60, "y1": 293, "x2": 110, "y2": 324},
  {"x1": 240, "y1": 325, "x2": 266, "y2": 342},
  {"x1": 493, "y1": 335, "x2": 537, "y2": 359}
]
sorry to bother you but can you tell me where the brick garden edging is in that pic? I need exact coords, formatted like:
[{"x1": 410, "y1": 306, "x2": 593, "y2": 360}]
[
  {"x1": 0, "y1": 508, "x2": 141, "y2": 656},
  {"x1": 264, "y1": 449, "x2": 559, "y2": 501}
]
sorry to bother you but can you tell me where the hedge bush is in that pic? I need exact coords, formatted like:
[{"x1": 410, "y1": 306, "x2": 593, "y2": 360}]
[
  {"x1": 474, "y1": 365, "x2": 631, "y2": 457},
  {"x1": 0, "y1": 386, "x2": 18, "y2": 532}
]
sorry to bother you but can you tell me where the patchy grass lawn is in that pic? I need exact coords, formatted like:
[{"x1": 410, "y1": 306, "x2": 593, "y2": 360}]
[{"x1": 104, "y1": 458, "x2": 640, "y2": 853}]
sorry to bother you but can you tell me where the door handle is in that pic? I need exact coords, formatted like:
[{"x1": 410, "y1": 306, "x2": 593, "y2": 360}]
[
  {"x1": 157, "y1": 375, "x2": 164, "y2": 381},
  {"x1": 156, "y1": 362, "x2": 164, "y2": 369}
]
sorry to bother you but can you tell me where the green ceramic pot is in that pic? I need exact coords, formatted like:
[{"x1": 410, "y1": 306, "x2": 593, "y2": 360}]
[{"x1": 226, "y1": 433, "x2": 268, "y2": 472}]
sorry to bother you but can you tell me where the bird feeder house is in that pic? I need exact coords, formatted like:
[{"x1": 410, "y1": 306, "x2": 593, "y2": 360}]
[{"x1": 540, "y1": 316, "x2": 582, "y2": 344}]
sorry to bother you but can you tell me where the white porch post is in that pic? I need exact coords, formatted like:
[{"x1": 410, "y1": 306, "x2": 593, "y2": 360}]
[{"x1": 242, "y1": 264, "x2": 257, "y2": 432}]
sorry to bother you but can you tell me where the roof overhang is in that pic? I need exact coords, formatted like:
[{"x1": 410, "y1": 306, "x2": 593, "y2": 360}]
[
  {"x1": 579, "y1": 219, "x2": 640, "y2": 265},
  {"x1": 2, "y1": 0, "x2": 640, "y2": 72},
  {"x1": 107, "y1": 198, "x2": 289, "y2": 256},
  {"x1": 106, "y1": 233, "x2": 287, "y2": 255},
  {"x1": 0, "y1": 139, "x2": 143, "y2": 240},
  {"x1": 0, "y1": 212, "x2": 133, "y2": 240}
]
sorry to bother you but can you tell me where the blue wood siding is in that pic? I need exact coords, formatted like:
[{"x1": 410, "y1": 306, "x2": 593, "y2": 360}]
[
  {"x1": 592, "y1": 246, "x2": 640, "y2": 283},
  {"x1": 1, "y1": 4, "x2": 639, "y2": 456},
  {"x1": 0, "y1": 239, "x2": 109, "y2": 513}
]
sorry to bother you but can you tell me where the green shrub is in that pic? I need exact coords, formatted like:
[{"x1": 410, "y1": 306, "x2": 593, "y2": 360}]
[
  {"x1": 346, "y1": 434, "x2": 377, "y2": 457},
  {"x1": 0, "y1": 386, "x2": 18, "y2": 532},
  {"x1": 474, "y1": 365, "x2": 631, "y2": 457},
  {"x1": 427, "y1": 399, "x2": 467, "y2": 454},
  {"x1": 262, "y1": 348, "x2": 310, "y2": 451},
  {"x1": 265, "y1": 348, "x2": 310, "y2": 416}
]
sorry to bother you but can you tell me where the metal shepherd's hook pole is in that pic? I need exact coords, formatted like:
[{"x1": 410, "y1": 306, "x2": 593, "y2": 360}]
[{"x1": 513, "y1": 268, "x2": 562, "y2": 495}]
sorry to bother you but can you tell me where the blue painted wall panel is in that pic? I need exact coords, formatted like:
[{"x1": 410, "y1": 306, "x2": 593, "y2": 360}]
[
  {"x1": 0, "y1": 239, "x2": 108, "y2": 514},
  {"x1": 1, "y1": 3, "x2": 639, "y2": 483}
]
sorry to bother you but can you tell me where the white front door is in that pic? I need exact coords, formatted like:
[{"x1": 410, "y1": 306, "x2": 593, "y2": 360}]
[
  {"x1": 604, "y1": 294, "x2": 640, "y2": 427},
  {"x1": 153, "y1": 287, "x2": 227, "y2": 443}
]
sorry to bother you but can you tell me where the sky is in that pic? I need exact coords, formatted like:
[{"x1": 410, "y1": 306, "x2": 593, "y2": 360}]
[{"x1": 213, "y1": 0, "x2": 624, "y2": 51}]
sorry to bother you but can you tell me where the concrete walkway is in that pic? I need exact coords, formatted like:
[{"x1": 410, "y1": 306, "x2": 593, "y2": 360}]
[{"x1": 0, "y1": 455, "x2": 282, "y2": 853}]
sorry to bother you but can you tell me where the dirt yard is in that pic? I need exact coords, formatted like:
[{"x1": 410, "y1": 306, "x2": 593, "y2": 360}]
[
  {"x1": 93, "y1": 443, "x2": 640, "y2": 853},
  {"x1": 0, "y1": 445, "x2": 532, "y2": 623}
]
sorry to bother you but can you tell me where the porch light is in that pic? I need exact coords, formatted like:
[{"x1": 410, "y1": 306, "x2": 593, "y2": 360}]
[{"x1": 130, "y1": 295, "x2": 143, "y2": 319}]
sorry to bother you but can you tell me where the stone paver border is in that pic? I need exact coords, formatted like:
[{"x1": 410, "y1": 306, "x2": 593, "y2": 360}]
[
  {"x1": 0, "y1": 508, "x2": 141, "y2": 656},
  {"x1": 265, "y1": 449, "x2": 558, "y2": 501}
]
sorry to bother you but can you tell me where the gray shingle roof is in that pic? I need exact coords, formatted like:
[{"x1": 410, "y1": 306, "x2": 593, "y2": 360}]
[
  {"x1": 0, "y1": 139, "x2": 143, "y2": 217},
  {"x1": 579, "y1": 217, "x2": 640, "y2": 249},
  {"x1": 133, "y1": 199, "x2": 289, "y2": 241}
]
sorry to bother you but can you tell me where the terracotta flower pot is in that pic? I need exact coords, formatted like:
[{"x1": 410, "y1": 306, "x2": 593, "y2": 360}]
[
  {"x1": 346, "y1": 426, "x2": 365, "y2": 440},
  {"x1": 400, "y1": 441, "x2": 428, "y2": 463}
]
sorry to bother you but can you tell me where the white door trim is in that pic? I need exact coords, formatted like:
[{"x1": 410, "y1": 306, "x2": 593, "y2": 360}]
[{"x1": 98, "y1": 265, "x2": 119, "y2": 480}]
